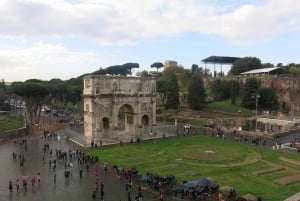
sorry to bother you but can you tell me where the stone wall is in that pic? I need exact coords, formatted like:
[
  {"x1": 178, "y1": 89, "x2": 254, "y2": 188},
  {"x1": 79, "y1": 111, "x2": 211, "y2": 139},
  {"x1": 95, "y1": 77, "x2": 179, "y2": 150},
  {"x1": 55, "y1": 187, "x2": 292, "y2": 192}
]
[
  {"x1": 204, "y1": 75, "x2": 300, "y2": 116},
  {"x1": 0, "y1": 127, "x2": 27, "y2": 141}
]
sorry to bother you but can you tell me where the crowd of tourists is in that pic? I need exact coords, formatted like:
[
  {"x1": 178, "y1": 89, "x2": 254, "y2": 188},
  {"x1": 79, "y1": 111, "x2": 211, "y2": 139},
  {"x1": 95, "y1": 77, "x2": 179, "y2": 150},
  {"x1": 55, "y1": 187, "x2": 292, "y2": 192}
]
[{"x1": 7, "y1": 130, "x2": 150, "y2": 201}]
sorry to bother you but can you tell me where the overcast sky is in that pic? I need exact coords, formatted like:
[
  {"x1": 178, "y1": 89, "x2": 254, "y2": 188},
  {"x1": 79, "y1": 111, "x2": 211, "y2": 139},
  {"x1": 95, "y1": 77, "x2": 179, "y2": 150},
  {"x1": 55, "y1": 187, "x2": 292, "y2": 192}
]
[{"x1": 1, "y1": 0, "x2": 300, "y2": 82}]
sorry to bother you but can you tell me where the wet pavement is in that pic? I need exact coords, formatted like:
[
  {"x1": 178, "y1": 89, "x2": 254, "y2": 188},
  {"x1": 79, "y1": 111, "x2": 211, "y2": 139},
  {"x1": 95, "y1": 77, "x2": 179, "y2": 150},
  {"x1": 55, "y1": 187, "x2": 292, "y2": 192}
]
[{"x1": 0, "y1": 134, "x2": 170, "y2": 201}]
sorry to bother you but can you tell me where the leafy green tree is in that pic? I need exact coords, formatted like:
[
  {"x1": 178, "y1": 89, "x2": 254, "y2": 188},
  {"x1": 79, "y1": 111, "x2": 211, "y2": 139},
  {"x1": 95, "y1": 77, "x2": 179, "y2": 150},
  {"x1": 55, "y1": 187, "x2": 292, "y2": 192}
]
[
  {"x1": 11, "y1": 81, "x2": 49, "y2": 128},
  {"x1": 0, "y1": 79, "x2": 5, "y2": 105},
  {"x1": 211, "y1": 79, "x2": 231, "y2": 101},
  {"x1": 156, "y1": 79, "x2": 171, "y2": 106},
  {"x1": 262, "y1": 63, "x2": 274, "y2": 68},
  {"x1": 49, "y1": 81, "x2": 68, "y2": 103},
  {"x1": 92, "y1": 63, "x2": 140, "y2": 76},
  {"x1": 258, "y1": 88, "x2": 279, "y2": 110},
  {"x1": 51, "y1": 101, "x2": 65, "y2": 112},
  {"x1": 0, "y1": 88, "x2": 4, "y2": 106},
  {"x1": 65, "y1": 101, "x2": 75, "y2": 111},
  {"x1": 242, "y1": 78, "x2": 260, "y2": 109},
  {"x1": 187, "y1": 73, "x2": 206, "y2": 110},
  {"x1": 163, "y1": 66, "x2": 191, "y2": 91},
  {"x1": 230, "y1": 80, "x2": 240, "y2": 105},
  {"x1": 230, "y1": 57, "x2": 262, "y2": 75},
  {"x1": 150, "y1": 62, "x2": 163, "y2": 72},
  {"x1": 65, "y1": 78, "x2": 83, "y2": 104},
  {"x1": 288, "y1": 65, "x2": 300, "y2": 76},
  {"x1": 45, "y1": 78, "x2": 83, "y2": 110},
  {"x1": 191, "y1": 64, "x2": 199, "y2": 74},
  {"x1": 122, "y1": 63, "x2": 139, "y2": 75},
  {"x1": 165, "y1": 74, "x2": 179, "y2": 109},
  {"x1": 92, "y1": 65, "x2": 127, "y2": 76},
  {"x1": 108, "y1": 65, "x2": 129, "y2": 75},
  {"x1": 211, "y1": 79, "x2": 222, "y2": 101}
]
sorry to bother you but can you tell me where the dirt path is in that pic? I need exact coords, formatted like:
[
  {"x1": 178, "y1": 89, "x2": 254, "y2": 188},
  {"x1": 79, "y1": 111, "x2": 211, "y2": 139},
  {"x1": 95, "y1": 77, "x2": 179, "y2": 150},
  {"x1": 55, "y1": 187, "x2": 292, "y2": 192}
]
[
  {"x1": 279, "y1": 157, "x2": 300, "y2": 166},
  {"x1": 26, "y1": 115, "x2": 67, "y2": 138}
]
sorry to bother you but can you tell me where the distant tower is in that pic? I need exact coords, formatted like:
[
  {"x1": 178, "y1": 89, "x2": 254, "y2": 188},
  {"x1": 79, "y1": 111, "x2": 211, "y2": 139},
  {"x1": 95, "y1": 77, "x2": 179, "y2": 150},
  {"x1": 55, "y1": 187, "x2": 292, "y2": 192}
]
[{"x1": 164, "y1": 60, "x2": 178, "y2": 70}]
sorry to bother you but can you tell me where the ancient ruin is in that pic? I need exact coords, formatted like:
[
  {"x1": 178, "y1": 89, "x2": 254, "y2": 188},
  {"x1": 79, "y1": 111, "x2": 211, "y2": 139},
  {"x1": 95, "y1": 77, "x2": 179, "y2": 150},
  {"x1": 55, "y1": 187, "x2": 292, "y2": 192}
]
[{"x1": 83, "y1": 75, "x2": 156, "y2": 144}]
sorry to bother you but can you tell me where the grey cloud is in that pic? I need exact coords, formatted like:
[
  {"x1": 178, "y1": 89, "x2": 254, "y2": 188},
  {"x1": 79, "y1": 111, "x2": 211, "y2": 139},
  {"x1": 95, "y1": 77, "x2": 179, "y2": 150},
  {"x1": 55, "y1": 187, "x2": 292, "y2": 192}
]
[{"x1": 0, "y1": 0, "x2": 299, "y2": 45}]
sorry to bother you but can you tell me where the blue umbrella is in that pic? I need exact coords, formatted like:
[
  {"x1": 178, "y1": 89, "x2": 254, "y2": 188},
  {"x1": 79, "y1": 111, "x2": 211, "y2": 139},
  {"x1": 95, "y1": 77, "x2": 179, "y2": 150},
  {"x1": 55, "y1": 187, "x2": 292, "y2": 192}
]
[
  {"x1": 198, "y1": 178, "x2": 212, "y2": 186},
  {"x1": 140, "y1": 175, "x2": 148, "y2": 182},
  {"x1": 183, "y1": 182, "x2": 197, "y2": 189}
]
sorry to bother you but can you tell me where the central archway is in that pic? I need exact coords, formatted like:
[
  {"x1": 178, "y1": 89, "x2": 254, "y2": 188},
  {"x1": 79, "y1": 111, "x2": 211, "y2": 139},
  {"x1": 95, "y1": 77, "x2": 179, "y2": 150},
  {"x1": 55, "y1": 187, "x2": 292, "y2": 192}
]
[{"x1": 118, "y1": 104, "x2": 135, "y2": 135}]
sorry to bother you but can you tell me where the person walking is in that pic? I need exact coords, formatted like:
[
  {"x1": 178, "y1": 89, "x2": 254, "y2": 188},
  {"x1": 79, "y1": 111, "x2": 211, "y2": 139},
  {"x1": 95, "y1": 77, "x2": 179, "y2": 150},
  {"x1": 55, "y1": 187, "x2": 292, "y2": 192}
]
[
  {"x1": 31, "y1": 177, "x2": 36, "y2": 188},
  {"x1": 103, "y1": 163, "x2": 108, "y2": 173},
  {"x1": 15, "y1": 179, "x2": 20, "y2": 192},
  {"x1": 37, "y1": 172, "x2": 41, "y2": 184},
  {"x1": 137, "y1": 186, "x2": 143, "y2": 201},
  {"x1": 53, "y1": 174, "x2": 56, "y2": 184},
  {"x1": 94, "y1": 181, "x2": 100, "y2": 192},
  {"x1": 9, "y1": 180, "x2": 13, "y2": 192},
  {"x1": 128, "y1": 191, "x2": 132, "y2": 201},
  {"x1": 159, "y1": 191, "x2": 164, "y2": 201},
  {"x1": 79, "y1": 168, "x2": 83, "y2": 178},
  {"x1": 100, "y1": 189, "x2": 104, "y2": 201},
  {"x1": 22, "y1": 178, "x2": 27, "y2": 190},
  {"x1": 94, "y1": 169, "x2": 99, "y2": 178},
  {"x1": 100, "y1": 182, "x2": 104, "y2": 192}
]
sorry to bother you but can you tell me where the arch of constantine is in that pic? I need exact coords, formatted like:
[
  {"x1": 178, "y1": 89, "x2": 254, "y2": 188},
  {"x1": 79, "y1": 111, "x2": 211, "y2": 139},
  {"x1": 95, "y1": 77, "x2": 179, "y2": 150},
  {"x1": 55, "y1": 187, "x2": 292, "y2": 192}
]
[{"x1": 83, "y1": 75, "x2": 156, "y2": 144}]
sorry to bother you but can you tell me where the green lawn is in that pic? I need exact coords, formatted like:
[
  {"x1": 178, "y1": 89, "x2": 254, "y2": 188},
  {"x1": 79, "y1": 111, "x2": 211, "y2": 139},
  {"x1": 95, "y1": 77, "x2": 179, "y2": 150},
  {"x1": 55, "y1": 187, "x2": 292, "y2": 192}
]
[
  {"x1": 0, "y1": 115, "x2": 24, "y2": 132},
  {"x1": 205, "y1": 97, "x2": 253, "y2": 117},
  {"x1": 86, "y1": 135, "x2": 300, "y2": 200}
]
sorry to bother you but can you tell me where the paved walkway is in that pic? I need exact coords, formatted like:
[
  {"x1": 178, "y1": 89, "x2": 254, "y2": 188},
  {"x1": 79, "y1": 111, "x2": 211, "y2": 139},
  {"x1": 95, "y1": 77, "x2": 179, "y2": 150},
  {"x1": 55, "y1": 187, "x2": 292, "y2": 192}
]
[{"x1": 0, "y1": 135, "x2": 172, "y2": 201}]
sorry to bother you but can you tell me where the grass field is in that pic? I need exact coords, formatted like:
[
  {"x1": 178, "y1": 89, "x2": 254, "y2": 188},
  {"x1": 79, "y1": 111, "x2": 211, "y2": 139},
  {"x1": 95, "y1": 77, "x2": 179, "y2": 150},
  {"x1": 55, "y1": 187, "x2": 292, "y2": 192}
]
[
  {"x1": 0, "y1": 115, "x2": 24, "y2": 132},
  {"x1": 205, "y1": 97, "x2": 253, "y2": 117},
  {"x1": 86, "y1": 135, "x2": 300, "y2": 200}
]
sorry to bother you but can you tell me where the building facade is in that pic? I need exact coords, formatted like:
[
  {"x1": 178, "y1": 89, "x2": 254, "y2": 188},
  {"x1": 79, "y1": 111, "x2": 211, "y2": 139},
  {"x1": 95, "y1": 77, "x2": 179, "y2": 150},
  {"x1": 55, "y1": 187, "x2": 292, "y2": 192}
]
[{"x1": 83, "y1": 75, "x2": 156, "y2": 144}]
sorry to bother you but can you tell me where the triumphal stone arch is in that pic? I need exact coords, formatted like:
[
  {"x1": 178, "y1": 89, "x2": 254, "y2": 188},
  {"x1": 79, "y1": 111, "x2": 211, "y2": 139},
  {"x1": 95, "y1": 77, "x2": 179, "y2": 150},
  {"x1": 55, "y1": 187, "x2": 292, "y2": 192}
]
[{"x1": 83, "y1": 75, "x2": 156, "y2": 144}]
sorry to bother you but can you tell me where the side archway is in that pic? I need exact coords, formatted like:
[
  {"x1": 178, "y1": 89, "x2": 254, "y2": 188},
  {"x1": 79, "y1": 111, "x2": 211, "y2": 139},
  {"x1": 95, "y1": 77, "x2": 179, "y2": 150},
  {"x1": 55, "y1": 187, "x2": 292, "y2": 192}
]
[
  {"x1": 142, "y1": 115, "x2": 149, "y2": 126},
  {"x1": 102, "y1": 117, "x2": 110, "y2": 138},
  {"x1": 141, "y1": 114, "x2": 150, "y2": 134}
]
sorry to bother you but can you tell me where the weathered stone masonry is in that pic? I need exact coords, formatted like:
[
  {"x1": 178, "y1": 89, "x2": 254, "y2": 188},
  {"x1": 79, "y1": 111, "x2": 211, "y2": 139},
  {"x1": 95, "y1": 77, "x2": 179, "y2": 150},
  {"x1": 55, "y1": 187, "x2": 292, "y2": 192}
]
[{"x1": 83, "y1": 76, "x2": 156, "y2": 144}]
